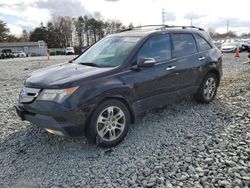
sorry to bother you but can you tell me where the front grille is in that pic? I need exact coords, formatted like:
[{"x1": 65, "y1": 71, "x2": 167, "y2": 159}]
[{"x1": 19, "y1": 87, "x2": 40, "y2": 103}]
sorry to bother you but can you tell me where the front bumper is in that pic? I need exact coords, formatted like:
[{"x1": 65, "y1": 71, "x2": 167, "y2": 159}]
[{"x1": 15, "y1": 100, "x2": 93, "y2": 137}]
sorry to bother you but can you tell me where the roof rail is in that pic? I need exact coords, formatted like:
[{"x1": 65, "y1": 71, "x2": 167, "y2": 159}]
[
  {"x1": 119, "y1": 25, "x2": 168, "y2": 32},
  {"x1": 165, "y1": 25, "x2": 205, "y2": 31},
  {"x1": 119, "y1": 25, "x2": 205, "y2": 32}
]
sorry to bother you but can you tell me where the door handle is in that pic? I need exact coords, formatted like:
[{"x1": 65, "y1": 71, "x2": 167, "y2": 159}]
[
  {"x1": 198, "y1": 57, "x2": 206, "y2": 61},
  {"x1": 166, "y1": 66, "x2": 176, "y2": 71}
]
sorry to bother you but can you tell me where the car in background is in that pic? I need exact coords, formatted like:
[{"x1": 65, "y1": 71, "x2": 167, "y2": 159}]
[
  {"x1": 221, "y1": 42, "x2": 241, "y2": 53},
  {"x1": 17, "y1": 51, "x2": 27, "y2": 58},
  {"x1": 13, "y1": 52, "x2": 19, "y2": 58},
  {"x1": 0, "y1": 49, "x2": 15, "y2": 59},
  {"x1": 65, "y1": 47, "x2": 75, "y2": 55},
  {"x1": 235, "y1": 38, "x2": 250, "y2": 51},
  {"x1": 213, "y1": 41, "x2": 222, "y2": 49}
]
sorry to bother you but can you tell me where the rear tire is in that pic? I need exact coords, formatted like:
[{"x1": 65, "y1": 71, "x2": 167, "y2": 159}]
[
  {"x1": 86, "y1": 99, "x2": 130, "y2": 147},
  {"x1": 194, "y1": 73, "x2": 218, "y2": 103}
]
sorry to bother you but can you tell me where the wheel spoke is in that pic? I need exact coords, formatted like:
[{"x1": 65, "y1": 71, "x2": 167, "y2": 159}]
[
  {"x1": 114, "y1": 110, "x2": 123, "y2": 121},
  {"x1": 97, "y1": 115, "x2": 107, "y2": 124},
  {"x1": 107, "y1": 107, "x2": 114, "y2": 117},
  {"x1": 99, "y1": 126, "x2": 109, "y2": 138},
  {"x1": 109, "y1": 129, "x2": 116, "y2": 140},
  {"x1": 115, "y1": 122, "x2": 124, "y2": 130},
  {"x1": 204, "y1": 88, "x2": 208, "y2": 95}
]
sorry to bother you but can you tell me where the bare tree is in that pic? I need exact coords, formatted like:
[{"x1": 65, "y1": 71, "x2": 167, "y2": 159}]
[{"x1": 53, "y1": 16, "x2": 73, "y2": 47}]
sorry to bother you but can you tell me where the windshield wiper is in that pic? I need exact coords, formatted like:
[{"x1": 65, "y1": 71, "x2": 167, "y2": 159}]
[{"x1": 78, "y1": 62, "x2": 102, "y2": 67}]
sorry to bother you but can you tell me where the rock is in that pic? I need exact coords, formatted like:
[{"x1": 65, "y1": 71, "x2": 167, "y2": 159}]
[
  {"x1": 185, "y1": 133, "x2": 193, "y2": 139},
  {"x1": 196, "y1": 167, "x2": 203, "y2": 173},
  {"x1": 146, "y1": 177, "x2": 157, "y2": 187},
  {"x1": 225, "y1": 160, "x2": 237, "y2": 167},
  {"x1": 143, "y1": 167, "x2": 151, "y2": 176},
  {"x1": 180, "y1": 173, "x2": 189, "y2": 181},
  {"x1": 233, "y1": 178, "x2": 242, "y2": 186},
  {"x1": 185, "y1": 157, "x2": 192, "y2": 163},
  {"x1": 218, "y1": 180, "x2": 230, "y2": 186},
  {"x1": 165, "y1": 183, "x2": 173, "y2": 188},
  {"x1": 197, "y1": 145, "x2": 205, "y2": 151},
  {"x1": 188, "y1": 165, "x2": 195, "y2": 173},
  {"x1": 204, "y1": 158, "x2": 213, "y2": 165},
  {"x1": 153, "y1": 165, "x2": 162, "y2": 171},
  {"x1": 240, "y1": 176, "x2": 250, "y2": 181}
]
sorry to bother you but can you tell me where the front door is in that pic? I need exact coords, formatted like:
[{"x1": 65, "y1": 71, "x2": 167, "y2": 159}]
[{"x1": 123, "y1": 33, "x2": 182, "y2": 112}]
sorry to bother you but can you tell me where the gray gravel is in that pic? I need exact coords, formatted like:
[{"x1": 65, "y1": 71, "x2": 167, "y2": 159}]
[{"x1": 0, "y1": 54, "x2": 249, "y2": 188}]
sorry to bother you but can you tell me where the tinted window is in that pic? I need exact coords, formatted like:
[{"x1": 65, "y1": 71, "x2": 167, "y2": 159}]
[
  {"x1": 195, "y1": 34, "x2": 212, "y2": 51},
  {"x1": 172, "y1": 34, "x2": 197, "y2": 58},
  {"x1": 137, "y1": 34, "x2": 171, "y2": 62}
]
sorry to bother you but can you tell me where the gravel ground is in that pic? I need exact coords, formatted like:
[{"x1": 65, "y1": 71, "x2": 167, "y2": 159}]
[{"x1": 0, "y1": 54, "x2": 249, "y2": 188}]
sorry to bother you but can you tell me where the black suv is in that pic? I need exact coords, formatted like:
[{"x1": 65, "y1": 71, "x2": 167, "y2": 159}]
[
  {"x1": 16, "y1": 25, "x2": 222, "y2": 147},
  {"x1": 1, "y1": 49, "x2": 14, "y2": 59}
]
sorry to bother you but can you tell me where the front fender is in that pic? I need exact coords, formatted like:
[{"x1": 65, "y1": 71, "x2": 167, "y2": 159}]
[{"x1": 69, "y1": 77, "x2": 134, "y2": 108}]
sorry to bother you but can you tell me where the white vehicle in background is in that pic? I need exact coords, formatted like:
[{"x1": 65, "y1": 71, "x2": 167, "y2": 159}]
[
  {"x1": 13, "y1": 51, "x2": 26, "y2": 58},
  {"x1": 13, "y1": 52, "x2": 19, "y2": 58},
  {"x1": 17, "y1": 51, "x2": 27, "y2": 58},
  {"x1": 221, "y1": 42, "x2": 241, "y2": 53},
  {"x1": 65, "y1": 47, "x2": 75, "y2": 55},
  {"x1": 213, "y1": 41, "x2": 222, "y2": 49}
]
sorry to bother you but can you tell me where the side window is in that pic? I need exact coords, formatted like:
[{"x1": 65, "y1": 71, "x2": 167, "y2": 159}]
[
  {"x1": 172, "y1": 33, "x2": 197, "y2": 58},
  {"x1": 137, "y1": 34, "x2": 171, "y2": 62},
  {"x1": 195, "y1": 34, "x2": 212, "y2": 51}
]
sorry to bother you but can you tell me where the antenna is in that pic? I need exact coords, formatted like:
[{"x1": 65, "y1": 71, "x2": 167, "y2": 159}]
[
  {"x1": 227, "y1": 18, "x2": 229, "y2": 37},
  {"x1": 162, "y1": 9, "x2": 166, "y2": 25}
]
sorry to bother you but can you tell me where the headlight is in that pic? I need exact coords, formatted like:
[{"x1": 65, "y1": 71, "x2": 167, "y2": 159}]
[{"x1": 37, "y1": 86, "x2": 78, "y2": 103}]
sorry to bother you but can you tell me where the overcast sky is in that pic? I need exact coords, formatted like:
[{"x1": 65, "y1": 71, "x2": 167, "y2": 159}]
[{"x1": 1, "y1": 0, "x2": 250, "y2": 36}]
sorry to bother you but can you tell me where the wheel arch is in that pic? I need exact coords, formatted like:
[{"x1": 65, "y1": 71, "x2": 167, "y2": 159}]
[
  {"x1": 98, "y1": 96, "x2": 136, "y2": 124},
  {"x1": 83, "y1": 94, "x2": 136, "y2": 134},
  {"x1": 206, "y1": 68, "x2": 221, "y2": 85}
]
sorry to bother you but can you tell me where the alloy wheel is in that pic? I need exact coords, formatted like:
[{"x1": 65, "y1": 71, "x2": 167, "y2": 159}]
[
  {"x1": 96, "y1": 106, "x2": 126, "y2": 141},
  {"x1": 204, "y1": 77, "x2": 216, "y2": 100}
]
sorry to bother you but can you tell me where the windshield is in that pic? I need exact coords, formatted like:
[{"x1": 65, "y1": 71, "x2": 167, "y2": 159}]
[{"x1": 75, "y1": 36, "x2": 141, "y2": 67}]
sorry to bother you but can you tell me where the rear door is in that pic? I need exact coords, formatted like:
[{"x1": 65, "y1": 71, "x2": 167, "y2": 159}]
[
  {"x1": 170, "y1": 33, "x2": 201, "y2": 92},
  {"x1": 193, "y1": 33, "x2": 214, "y2": 75}
]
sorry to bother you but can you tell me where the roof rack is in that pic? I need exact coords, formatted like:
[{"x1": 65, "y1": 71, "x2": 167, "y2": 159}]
[
  {"x1": 120, "y1": 25, "x2": 204, "y2": 32},
  {"x1": 165, "y1": 25, "x2": 205, "y2": 31}
]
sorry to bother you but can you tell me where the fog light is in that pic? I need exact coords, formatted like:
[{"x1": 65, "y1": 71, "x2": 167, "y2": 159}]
[{"x1": 45, "y1": 128, "x2": 64, "y2": 136}]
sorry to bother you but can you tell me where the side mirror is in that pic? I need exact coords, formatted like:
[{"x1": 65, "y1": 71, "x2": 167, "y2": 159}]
[{"x1": 137, "y1": 58, "x2": 156, "y2": 68}]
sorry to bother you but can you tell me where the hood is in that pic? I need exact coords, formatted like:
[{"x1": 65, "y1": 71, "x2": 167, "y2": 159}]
[{"x1": 25, "y1": 63, "x2": 114, "y2": 88}]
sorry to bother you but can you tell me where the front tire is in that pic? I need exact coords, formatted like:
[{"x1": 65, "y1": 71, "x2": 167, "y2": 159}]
[
  {"x1": 194, "y1": 73, "x2": 218, "y2": 103},
  {"x1": 86, "y1": 99, "x2": 130, "y2": 147}
]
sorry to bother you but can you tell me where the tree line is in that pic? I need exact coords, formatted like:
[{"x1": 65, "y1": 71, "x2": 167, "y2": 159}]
[
  {"x1": 29, "y1": 16, "x2": 129, "y2": 48},
  {"x1": 0, "y1": 20, "x2": 29, "y2": 42},
  {"x1": 2, "y1": 17, "x2": 250, "y2": 47},
  {"x1": 0, "y1": 15, "x2": 134, "y2": 48}
]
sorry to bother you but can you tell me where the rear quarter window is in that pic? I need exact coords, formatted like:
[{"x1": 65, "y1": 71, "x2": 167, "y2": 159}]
[
  {"x1": 172, "y1": 33, "x2": 197, "y2": 58},
  {"x1": 195, "y1": 34, "x2": 212, "y2": 51}
]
